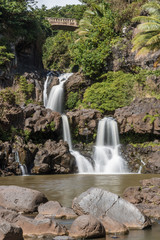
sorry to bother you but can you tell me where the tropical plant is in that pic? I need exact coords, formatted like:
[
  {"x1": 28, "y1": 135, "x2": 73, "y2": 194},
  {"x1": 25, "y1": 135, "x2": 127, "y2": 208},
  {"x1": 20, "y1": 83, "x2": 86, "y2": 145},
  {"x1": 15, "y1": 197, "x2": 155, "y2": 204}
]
[
  {"x1": 132, "y1": 0, "x2": 160, "y2": 62},
  {"x1": 70, "y1": 1, "x2": 115, "y2": 78}
]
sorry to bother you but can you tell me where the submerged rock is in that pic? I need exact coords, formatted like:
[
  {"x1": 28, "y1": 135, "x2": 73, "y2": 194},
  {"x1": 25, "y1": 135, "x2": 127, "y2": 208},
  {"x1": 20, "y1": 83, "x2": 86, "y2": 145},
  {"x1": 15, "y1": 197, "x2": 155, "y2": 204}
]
[
  {"x1": 72, "y1": 187, "x2": 151, "y2": 230},
  {"x1": 0, "y1": 186, "x2": 48, "y2": 213}
]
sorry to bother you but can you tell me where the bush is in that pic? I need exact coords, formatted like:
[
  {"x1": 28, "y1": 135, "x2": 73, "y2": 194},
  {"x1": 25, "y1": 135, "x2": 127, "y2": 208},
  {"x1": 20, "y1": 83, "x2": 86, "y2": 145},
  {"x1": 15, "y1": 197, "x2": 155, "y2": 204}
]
[
  {"x1": 82, "y1": 71, "x2": 135, "y2": 113},
  {"x1": 66, "y1": 91, "x2": 78, "y2": 109}
]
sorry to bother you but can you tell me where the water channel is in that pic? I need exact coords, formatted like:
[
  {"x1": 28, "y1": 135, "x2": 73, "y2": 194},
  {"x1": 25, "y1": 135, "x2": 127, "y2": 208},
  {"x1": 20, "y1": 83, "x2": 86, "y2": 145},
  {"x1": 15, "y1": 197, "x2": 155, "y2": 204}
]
[{"x1": 1, "y1": 174, "x2": 160, "y2": 240}]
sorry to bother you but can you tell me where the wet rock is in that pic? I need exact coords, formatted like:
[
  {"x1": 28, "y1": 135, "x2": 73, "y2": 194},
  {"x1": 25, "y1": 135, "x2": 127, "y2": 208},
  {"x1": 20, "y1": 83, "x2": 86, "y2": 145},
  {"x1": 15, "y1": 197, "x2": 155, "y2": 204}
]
[
  {"x1": 54, "y1": 207, "x2": 77, "y2": 219},
  {"x1": 32, "y1": 140, "x2": 75, "y2": 174},
  {"x1": 24, "y1": 104, "x2": 62, "y2": 141},
  {"x1": 72, "y1": 188, "x2": 151, "y2": 229},
  {"x1": 0, "y1": 218, "x2": 24, "y2": 240},
  {"x1": 38, "y1": 201, "x2": 77, "y2": 220},
  {"x1": 121, "y1": 144, "x2": 160, "y2": 173},
  {"x1": 0, "y1": 186, "x2": 48, "y2": 213},
  {"x1": 114, "y1": 98, "x2": 160, "y2": 135},
  {"x1": 123, "y1": 178, "x2": 160, "y2": 220},
  {"x1": 66, "y1": 109, "x2": 102, "y2": 142},
  {"x1": 38, "y1": 201, "x2": 62, "y2": 216},
  {"x1": 69, "y1": 215, "x2": 105, "y2": 239},
  {"x1": 100, "y1": 215, "x2": 129, "y2": 235},
  {"x1": 16, "y1": 215, "x2": 67, "y2": 237}
]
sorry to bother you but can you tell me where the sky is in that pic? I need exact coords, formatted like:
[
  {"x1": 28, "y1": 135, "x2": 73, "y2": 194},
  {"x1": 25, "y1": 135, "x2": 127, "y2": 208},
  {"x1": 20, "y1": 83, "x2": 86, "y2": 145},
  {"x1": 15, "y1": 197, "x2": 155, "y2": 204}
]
[{"x1": 36, "y1": 0, "x2": 82, "y2": 9}]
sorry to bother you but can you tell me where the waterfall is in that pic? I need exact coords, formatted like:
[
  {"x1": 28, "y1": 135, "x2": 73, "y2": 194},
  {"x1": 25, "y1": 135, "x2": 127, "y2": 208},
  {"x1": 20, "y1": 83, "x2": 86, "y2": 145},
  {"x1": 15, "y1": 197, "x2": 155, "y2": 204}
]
[
  {"x1": 15, "y1": 151, "x2": 28, "y2": 176},
  {"x1": 45, "y1": 73, "x2": 94, "y2": 173},
  {"x1": 93, "y1": 117, "x2": 128, "y2": 173}
]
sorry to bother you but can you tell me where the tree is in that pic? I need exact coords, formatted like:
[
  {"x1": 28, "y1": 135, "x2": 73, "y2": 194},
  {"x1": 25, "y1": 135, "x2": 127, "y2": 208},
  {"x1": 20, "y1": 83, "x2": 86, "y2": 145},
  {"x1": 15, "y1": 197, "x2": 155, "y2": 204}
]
[{"x1": 132, "y1": 0, "x2": 160, "y2": 62}]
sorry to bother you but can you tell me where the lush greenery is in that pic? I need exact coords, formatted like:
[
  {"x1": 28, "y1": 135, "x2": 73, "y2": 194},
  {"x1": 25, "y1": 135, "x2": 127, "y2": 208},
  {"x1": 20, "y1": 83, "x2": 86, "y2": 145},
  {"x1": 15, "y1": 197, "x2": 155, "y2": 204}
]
[
  {"x1": 81, "y1": 71, "x2": 134, "y2": 113},
  {"x1": 132, "y1": 0, "x2": 160, "y2": 63},
  {"x1": 43, "y1": 31, "x2": 74, "y2": 71}
]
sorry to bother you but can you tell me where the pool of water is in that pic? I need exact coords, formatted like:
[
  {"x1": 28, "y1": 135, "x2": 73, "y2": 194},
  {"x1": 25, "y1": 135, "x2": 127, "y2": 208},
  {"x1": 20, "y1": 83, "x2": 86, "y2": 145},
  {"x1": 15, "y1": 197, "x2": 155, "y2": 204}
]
[{"x1": 0, "y1": 174, "x2": 160, "y2": 240}]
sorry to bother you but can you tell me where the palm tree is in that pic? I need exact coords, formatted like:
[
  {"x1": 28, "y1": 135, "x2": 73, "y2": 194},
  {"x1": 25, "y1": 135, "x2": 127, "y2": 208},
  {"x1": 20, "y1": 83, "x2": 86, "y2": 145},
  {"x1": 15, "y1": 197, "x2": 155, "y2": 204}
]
[
  {"x1": 132, "y1": 0, "x2": 160, "y2": 65},
  {"x1": 76, "y1": 1, "x2": 110, "y2": 39}
]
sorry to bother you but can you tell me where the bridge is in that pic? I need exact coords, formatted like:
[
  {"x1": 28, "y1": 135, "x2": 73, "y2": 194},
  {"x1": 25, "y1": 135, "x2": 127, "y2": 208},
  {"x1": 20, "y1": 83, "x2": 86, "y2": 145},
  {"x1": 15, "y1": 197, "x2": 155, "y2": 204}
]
[{"x1": 46, "y1": 18, "x2": 79, "y2": 31}]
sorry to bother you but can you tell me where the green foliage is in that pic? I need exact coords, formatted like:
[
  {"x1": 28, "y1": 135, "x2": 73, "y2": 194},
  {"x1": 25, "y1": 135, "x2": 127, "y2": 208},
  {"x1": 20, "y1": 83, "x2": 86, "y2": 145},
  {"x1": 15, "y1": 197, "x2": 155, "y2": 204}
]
[
  {"x1": 0, "y1": 45, "x2": 14, "y2": 69},
  {"x1": 81, "y1": 71, "x2": 135, "y2": 113},
  {"x1": 48, "y1": 121, "x2": 55, "y2": 131},
  {"x1": 66, "y1": 92, "x2": 78, "y2": 109},
  {"x1": 143, "y1": 114, "x2": 160, "y2": 124},
  {"x1": 24, "y1": 129, "x2": 31, "y2": 142},
  {"x1": 43, "y1": 31, "x2": 74, "y2": 71},
  {"x1": 132, "y1": 0, "x2": 160, "y2": 58},
  {"x1": 0, "y1": 88, "x2": 16, "y2": 105},
  {"x1": 18, "y1": 76, "x2": 34, "y2": 99},
  {"x1": 70, "y1": 2, "x2": 115, "y2": 78}
]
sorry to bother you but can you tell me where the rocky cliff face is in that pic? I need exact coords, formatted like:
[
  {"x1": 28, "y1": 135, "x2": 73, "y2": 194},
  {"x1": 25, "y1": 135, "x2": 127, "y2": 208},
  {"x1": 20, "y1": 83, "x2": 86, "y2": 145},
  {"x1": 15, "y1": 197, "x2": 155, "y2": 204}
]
[{"x1": 114, "y1": 98, "x2": 160, "y2": 135}]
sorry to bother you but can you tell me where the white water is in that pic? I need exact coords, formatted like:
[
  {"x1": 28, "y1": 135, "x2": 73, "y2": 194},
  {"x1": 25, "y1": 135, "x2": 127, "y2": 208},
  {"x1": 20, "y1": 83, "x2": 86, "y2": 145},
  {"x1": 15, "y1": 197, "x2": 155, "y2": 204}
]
[
  {"x1": 15, "y1": 151, "x2": 28, "y2": 176},
  {"x1": 46, "y1": 73, "x2": 73, "y2": 113},
  {"x1": 93, "y1": 117, "x2": 128, "y2": 173},
  {"x1": 43, "y1": 75, "x2": 49, "y2": 107},
  {"x1": 44, "y1": 73, "x2": 94, "y2": 173}
]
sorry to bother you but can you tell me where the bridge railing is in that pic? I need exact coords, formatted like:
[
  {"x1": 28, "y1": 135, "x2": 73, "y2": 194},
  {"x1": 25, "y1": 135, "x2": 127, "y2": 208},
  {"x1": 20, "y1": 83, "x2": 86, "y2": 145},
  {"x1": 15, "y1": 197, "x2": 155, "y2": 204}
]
[{"x1": 46, "y1": 17, "x2": 78, "y2": 27}]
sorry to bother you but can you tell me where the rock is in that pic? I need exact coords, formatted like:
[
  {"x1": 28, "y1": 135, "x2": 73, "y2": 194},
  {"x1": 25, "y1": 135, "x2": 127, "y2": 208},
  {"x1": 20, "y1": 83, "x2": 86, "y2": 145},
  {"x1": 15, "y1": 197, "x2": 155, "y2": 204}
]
[
  {"x1": 123, "y1": 178, "x2": 160, "y2": 220},
  {"x1": 114, "y1": 98, "x2": 160, "y2": 135},
  {"x1": 38, "y1": 201, "x2": 62, "y2": 216},
  {"x1": 15, "y1": 215, "x2": 67, "y2": 237},
  {"x1": 72, "y1": 188, "x2": 151, "y2": 229},
  {"x1": 69, "y1": 215, "x2": 105, "y2": 239},
  {"x1": 0, "y1": 186, "x2": 48, "y2": 213},
  {"x1": 66, "y1": 109, "x2": 102, "y2": 142},
  {"x1": 100, "y1": 215, "x2": 129, "y2": 235},
  {"x1": 55, "y1": 207, "x2": 77, "y2": 219},
  {"x1": 32, "y1": 140, "x2": 75, "y2": 174},
  {"x1": 0, "y1": 218, "x2": 24, "y2": 240},
  {"x1": 121, "y1": 143, "x2": 160, "y2": 173},
  {"x1": 0, "y1": 103, "x2": 24, "y2": 131},
  {"x1": 24, "y1": 104, "x2": 62, "y2": 141},
  {"x1": 64, "y1": 72, "x2": 91, "y2": 109}
]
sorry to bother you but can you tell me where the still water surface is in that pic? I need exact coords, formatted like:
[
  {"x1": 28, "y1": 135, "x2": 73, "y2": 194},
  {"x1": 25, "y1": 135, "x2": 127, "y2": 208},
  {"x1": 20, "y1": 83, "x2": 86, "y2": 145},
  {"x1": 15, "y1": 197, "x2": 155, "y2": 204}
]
[{"x1": 0, "y1": 174, "x2": 160, "y2": 240}]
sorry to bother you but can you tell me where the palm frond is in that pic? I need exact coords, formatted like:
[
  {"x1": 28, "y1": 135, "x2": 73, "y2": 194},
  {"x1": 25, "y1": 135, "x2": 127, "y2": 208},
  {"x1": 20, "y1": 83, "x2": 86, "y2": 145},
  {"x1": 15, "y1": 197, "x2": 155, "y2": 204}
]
[
  {"x1": 146, "y1": 33, "x2": 160, "y2": 45},
  {"x1": 143, "y1": 2, "x2": 160, "y2": 15},
  {"x1": 137, "y1": 22, "x2": 160, "y2": 32},
  {"x1": 135, "y1": 47, "x2": 150, "y2": 57},
  {"x1": 132, "y1": 16, "x2": 160, "y2": 24}
]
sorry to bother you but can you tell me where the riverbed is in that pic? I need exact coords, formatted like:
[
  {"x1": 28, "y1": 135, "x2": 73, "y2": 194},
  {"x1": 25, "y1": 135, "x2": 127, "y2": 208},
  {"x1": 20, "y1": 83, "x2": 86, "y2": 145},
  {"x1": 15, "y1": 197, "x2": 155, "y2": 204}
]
[{"x1": 1, "y1": 174, "x2": 160, "y2": 240}]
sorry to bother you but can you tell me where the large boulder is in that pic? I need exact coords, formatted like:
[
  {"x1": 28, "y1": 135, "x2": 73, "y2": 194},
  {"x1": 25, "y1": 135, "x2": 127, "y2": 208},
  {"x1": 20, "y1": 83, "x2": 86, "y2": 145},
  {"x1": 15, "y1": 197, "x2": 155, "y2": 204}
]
[
  {"x1": 0, "y1": 186, "x2": 48, "y2": 213},
  {"x1": 123, "y1": 178, "x2": 160, "y2": 220},
  {"x1": 66, "y1": 109, "x2": 102, "y2": 142},
  {"x1": 31, "y1": 139, "x2": 75, "y2": 174},
  {"x1": 114, "y1": 98, "x2": 160, "y2": 135},
  {"x1": 0, "y1": 218, "x2": 24, "y2": 240},
  {"x1": 24, "y1": 104, "x2": 62, "y2": 141},
  {"x1": 72, "y1": 188, "x2": 151, "y2": 229},
  {"x1": 69, "y1": 215, "x2": 105, "y2": 239}
]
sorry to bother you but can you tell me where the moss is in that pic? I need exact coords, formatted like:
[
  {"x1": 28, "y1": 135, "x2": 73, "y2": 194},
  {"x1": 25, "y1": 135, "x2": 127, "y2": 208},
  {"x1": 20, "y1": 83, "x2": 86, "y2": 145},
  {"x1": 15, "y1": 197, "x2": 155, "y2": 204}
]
[{"x1": 143, "y1": 114, "x2": 160, "y2": 124}]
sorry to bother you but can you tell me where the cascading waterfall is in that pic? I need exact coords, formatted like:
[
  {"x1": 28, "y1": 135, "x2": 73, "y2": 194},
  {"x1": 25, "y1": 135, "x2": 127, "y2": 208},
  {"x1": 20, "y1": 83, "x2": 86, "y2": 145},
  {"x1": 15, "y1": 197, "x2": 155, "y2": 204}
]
[
  {"x1": 93, "y1": 117, "x2": 128, "y2": 173},
  {"x1": 45, "y1": 73, "x2": 94, "y2": 173},
  {"x1": 15, "y1": 151, "x2": 28, "y2": 176}
]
